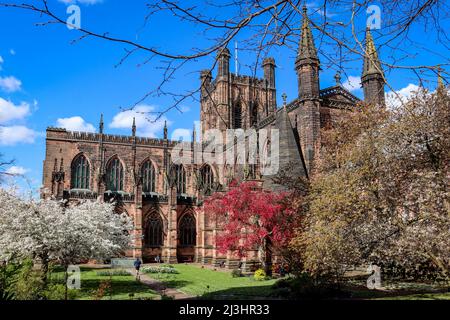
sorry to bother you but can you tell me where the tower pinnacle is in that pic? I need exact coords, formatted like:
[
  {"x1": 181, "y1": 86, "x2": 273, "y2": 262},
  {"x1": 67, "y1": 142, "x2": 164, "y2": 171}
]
[
  {"x1": 99, "y1": 114, "x2": 104, "y2": 134},
  {"x1": 296, "y1": 6, "x2": 319, "y2": 65},
  {"x1": 132, "y1": 117, "x2": 136, "y2": 136},
  {"x1": 361, "y1": 28, "x2": 385, "y2": 105}
]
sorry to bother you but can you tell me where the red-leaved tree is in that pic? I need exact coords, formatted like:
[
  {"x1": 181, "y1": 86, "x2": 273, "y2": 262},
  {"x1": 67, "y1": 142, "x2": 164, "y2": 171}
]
[{"x1": 204, "y1": 181, "x2": 298, "y2": 274}]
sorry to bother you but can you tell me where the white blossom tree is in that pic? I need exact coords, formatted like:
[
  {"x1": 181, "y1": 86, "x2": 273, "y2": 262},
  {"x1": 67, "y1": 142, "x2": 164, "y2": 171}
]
[{"x1": 0, "y1": 190, "x2": 133, "y2": 298}]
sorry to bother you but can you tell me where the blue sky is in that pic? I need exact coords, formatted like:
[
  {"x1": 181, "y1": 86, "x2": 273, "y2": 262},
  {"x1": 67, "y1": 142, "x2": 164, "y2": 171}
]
[{"x1": 0, "y1": 0, "x2": 448, "y2": 194}]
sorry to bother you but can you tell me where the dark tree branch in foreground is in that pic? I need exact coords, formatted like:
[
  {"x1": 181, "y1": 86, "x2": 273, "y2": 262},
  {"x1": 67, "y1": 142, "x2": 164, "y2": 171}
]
[
  {"x1": 0, "y1": 0, "x2": 448, "y2": 120},
  {"x1": 0, "y1": 153, "x2": 15, "y2": 182}
]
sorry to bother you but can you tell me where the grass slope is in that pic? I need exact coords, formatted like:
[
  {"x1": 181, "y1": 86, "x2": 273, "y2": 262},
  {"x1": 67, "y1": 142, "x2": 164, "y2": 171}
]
[
  {"x1": 145, "y1": 264, "x2": 277, "y2": 299},
  {"x1": 50, "y1": 267, "x2": 158, "y2": 300}
]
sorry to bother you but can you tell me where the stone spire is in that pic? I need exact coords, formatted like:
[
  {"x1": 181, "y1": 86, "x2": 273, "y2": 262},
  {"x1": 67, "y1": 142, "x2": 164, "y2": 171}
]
[
  {"x1": 163, "y1": 120, "x2": 168, "y2": 139},
  {"x1": 362, "y1": 28, "x2": 383, "y2": 79},
  {"x1": 361, "y1": 27, "x2": 385, "y2": 105},
  {"x1": 296, "y1": 5, "x2": 318, "y2": 64},
  {"x1": 295, "y1": 5, "x2": 320, "y2": 100},
  {"x1": 192, "y1": 123, "x2": 197, "y2": 142},
  {"x1": 132, "y1": 117, "x2": 136, "y2": 136},
  {"x1": 99, "y1": 113, "x2": 104, "y2": 134}
]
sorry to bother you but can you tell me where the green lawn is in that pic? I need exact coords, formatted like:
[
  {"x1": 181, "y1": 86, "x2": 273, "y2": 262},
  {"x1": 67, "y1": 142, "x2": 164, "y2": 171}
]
[
  {"x1": 144, "y1": 264, "x2": 278, "y2": 299},
  {"x1": 49, "y1": 267, "x2": 158, "y2": 300}
]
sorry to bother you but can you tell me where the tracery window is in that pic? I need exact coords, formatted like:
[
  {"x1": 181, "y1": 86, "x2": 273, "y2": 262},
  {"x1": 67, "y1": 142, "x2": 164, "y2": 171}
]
[
  {"x1": 71, "y1": 155, "x2": 90, "y2": 189},
  {"x1": 233, "y1": 103, "x2": 242, "y2": 129},
  {"x1": 145, "y1": 212, "x2": 163, "y2": 247},
  {"x1": 174, "y1": 164, "x2": 186, "y2": 194},
  {"x1": 141, "y1": 160, "x2": 156, "y2": 193},
  {"x1": 179, "y1": 214, "x2": 196, "y2": 246},
  {"x1": 106, "y1": 157, "x2": 124, "y2": 191},
  {"x1": 200, "y1": 164, "x2": 214, "y2": 195}
]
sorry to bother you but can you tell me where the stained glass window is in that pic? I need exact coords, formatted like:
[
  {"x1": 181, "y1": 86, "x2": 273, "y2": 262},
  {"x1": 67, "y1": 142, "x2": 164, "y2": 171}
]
[
  {"x1": 179, "y1": 214, "x2": 196, "y2": 246},
  {"x1": 141, "y1": 160, "x2": 156, "y2": 193},
  {"x1": 106, "y1": 157, "x2": 124, "y2": 191},
  {"x1": 71, "y1": 155, "x2": 90, "y2": 189},
  {"x1": 200, "y1": 164, "x2": 214, "y2": 195},
  {"x1": 145, "y1": 212, "x2": 163, "y2": 247}
]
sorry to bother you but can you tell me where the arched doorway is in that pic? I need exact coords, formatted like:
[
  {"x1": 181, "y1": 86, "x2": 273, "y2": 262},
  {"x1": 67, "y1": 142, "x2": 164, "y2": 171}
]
[{"x1": 177, "y1": 212, "x2": 196, "y2": 262}]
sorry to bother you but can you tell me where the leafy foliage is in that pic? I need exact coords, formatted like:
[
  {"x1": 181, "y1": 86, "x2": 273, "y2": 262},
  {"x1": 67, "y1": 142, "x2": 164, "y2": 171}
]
[
  {"x1": 293, "y1": 88, "x2": 450, "y2": 281},
  {"x1": 204, "y1": 181, "x2": 300, "y2": 272}
]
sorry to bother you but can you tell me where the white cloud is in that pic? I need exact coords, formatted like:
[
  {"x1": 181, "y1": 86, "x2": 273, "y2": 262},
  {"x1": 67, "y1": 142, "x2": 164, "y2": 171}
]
[
  {"x1": 385, "y1": 83, "x2": 420, "y2": 108},
  {"x1": 342, "y1": 76, "x2": 361, "y2": 92},
  {"x1": 0, "y1": 56, "x2": 3, "y2": 71},
  {"x1": 109, "y1": 105, "x2": 169, "y2": 138},
  {"x1": 6, "y1": 166, "x2": 29, "y2": 175},
  {"x1": 9, "y1": 49, "x2": 15, "y2": 56},
  {"x1": 0, "y1": 98, "x2": 30, "y2": 124},
  {"x1": 0, "y1": 76, "x2": 22, "y2": 92},
  {"x1": 0, "y1": 125, "x2": 36, "y2": 146},
  {"x1": 56, "y1": 116, "x2": 95, "y2": 132}
]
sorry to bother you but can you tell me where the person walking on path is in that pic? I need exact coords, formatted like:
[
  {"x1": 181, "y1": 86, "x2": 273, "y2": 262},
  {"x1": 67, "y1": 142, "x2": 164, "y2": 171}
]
[{"x1": 134, "y1": 257, "x2": 142, "y2": 280}]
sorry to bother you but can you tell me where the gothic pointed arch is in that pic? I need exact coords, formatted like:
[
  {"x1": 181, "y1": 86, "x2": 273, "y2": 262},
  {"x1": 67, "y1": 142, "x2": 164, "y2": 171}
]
[
  {"x1": 178, "y1": 212, "x2": 196, "y2": 246},
  {"x1": 106, "y1": 156, "x2": 124, "y2": 191},
  {"x1": 71, "y1": 154, "x2": 90, "y2": 189},
  {"x1": 199, "y1": 164, "x2": 215, "y2": 195},
  {"x1": 233, "y1": 100, "x2": 242, "y2": 129},
  {"x1": 172, "y1": 164, "x2": 186, "y2": 194},
  {"x1": 140, "y1": 159, "x2": 157, "y2": 193},
  {"x1": 250, "y1": 101, "x2": 258, "y2": 127},
  {"x1": 144, "y1": 210, "x2": 164, "y2": 247}
]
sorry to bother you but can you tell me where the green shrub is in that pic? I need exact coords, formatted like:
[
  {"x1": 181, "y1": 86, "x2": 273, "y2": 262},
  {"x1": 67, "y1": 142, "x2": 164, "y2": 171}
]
[
  {"x1": 0, "y1": 261, "x2": 22, "y2": 300},
  {"x1": 43, "y1": 284, "x2": 77, "y2": 300},
  {"x1": 141, "y1": 266, "x2": 179, "y2": 274},
  {"x1": 13, "y1": 260, "x2": 45, "y2": 300},
  {"x1": 96, "y1": 269, "x2": 130, "y2": 276},
  {"x1": 231, "y1": 269, "x2": 242, "y2": 278},
  {"x1": 254, "y1": 269, "x2": 266, "y2": 281}
]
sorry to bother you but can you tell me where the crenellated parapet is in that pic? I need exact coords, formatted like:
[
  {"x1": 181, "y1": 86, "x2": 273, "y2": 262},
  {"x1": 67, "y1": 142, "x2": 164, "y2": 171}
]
[{"x1": 46, "y1": 127, "x2": 179, "y2": 148}]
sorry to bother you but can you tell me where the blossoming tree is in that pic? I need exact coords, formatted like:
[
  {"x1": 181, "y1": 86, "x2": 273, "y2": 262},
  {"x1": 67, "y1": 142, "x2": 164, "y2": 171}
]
[
  {"x1": 204, "y1": 181, "x2": 298, "y2": 274},
  {"x1": 0, "y1": 190, "x2": 133, "y2": 298}
]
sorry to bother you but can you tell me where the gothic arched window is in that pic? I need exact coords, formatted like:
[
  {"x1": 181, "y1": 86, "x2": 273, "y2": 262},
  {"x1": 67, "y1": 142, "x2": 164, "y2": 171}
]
[
  {"x1": 233, "y1": 103, "x2": 242, "y2": 129},
  {"x1": 250, "y1": 102, "x2": 258, "y2": 127},
  {"x1": 200, "y1": 164, "x2": 214, "y2": 195},
  {"x1": 174, "y1": 164, "x2": 186, "y2": 194},
  {"x1": 71, "y1": 155, "x2": 90, "y2": 189},
  {"x1": 141, "y1": 160, "x2": 156, "y2": 193},
  {"x1": 106, "y1": 157, "x2": 124, "y2": 191},
  {"x1": 145, "y1": 212, "x2": 163, "y2": 247},
  {"x1": 179, "y1": 213, "x2": 196, "y2": 246}
]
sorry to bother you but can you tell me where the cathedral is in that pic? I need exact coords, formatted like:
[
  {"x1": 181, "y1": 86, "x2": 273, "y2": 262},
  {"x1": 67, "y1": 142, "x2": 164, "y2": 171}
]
[{"x1": 41, "y1": 7, "x2": 385, "y2": 269}]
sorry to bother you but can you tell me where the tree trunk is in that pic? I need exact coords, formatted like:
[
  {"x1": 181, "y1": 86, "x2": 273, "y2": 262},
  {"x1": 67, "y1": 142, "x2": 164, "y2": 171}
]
[
  {"x1": 39, "y1": 252, "x2": 49, "y2": 285},
  {"x1": 259, "y1": 238, "x2": 272, "y2": 276},
  {"x1": 64, "y1": 265, "x2": 69, "y2": 301}
]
